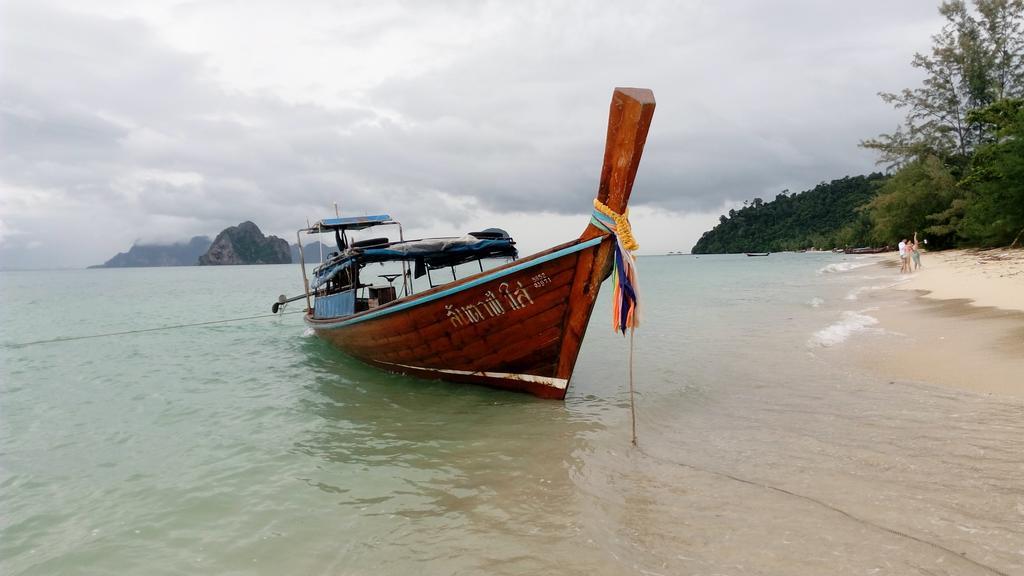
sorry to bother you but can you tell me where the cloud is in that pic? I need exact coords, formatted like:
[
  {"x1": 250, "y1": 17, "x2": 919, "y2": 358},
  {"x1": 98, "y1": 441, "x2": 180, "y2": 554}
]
[{"x1": 0, "y1": 0, "x2": 943, "y2": 267}]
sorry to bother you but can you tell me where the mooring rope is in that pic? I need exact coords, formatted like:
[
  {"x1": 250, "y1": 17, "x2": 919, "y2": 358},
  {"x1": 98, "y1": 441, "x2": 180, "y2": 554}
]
[
  {"x1": 3, "y1": 310, "x2": 305, "y2": 348},
  {"x1": 628, "y1": 330, "x2": 638, "y2": 446},
  {"x1": 634, "y1": 445, "x2": 1011, "y2": 576},
  {"x1": 591, "y1": 199, "x2": 640, "y2": 333},
  {"x1": 593, "y1": 199, "x2": 639, "y2": 251},
  {"x1": 590, "y1": 200, "x2": 643, "y2": 445}
]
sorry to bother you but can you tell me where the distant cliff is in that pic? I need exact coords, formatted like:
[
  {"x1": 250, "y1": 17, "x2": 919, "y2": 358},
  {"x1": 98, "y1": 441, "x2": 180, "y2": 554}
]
[
  {"x1": 90, "y1": 236, "x2": 212, "y2": 268},
  {"x1": 290, "y1": 241, "x2": 328, "y2": 264},
  {"x1": 198, "y1": 221, "x2": 291, "y2": 265}
]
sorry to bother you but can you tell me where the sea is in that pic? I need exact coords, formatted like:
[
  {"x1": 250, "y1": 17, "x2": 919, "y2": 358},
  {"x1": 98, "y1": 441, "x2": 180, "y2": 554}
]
[{"x1": 2, "y1": 254, "x2": 1022, "y2": 576}]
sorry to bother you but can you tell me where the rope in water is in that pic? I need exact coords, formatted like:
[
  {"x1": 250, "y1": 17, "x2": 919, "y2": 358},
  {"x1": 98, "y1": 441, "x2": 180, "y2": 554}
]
[
  {"x1": 4, "y1": 309, "x2": 305, "y2": 348},
  {"x1": 591, "y1": 199, "x2": 642, "y2": 446},
  {"x1": 634, "y1": 447, "x2": 1011, "y2": 576},
  {"x1": 628, "y1": 331, "x2": 637, "y2": 446}
]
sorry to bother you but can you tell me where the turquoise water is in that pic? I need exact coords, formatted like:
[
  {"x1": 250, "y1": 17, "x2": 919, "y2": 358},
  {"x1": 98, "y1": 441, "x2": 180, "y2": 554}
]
[{"x1": 2, "y1": 255, "x2": 1022, "y2": 575}]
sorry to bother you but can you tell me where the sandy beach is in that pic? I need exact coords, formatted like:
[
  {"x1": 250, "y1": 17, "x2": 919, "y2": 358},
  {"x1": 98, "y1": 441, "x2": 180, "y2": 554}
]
[
  {"x1": 895, "y1": 248, "x2": 1024, "y2": 313},
  {"x1": 851, "y1": 248, "x2": 1024, "y2": 398}
]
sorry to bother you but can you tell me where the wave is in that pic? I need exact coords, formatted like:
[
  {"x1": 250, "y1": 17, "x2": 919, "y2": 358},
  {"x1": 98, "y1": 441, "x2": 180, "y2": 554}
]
[
  {"x1": 808, "y1": 297, "x2": 824, "y2": 308},
  {"x1": 845, "y1": 276, "x2": 912, "y2": 300},
  {"x1": 817, "y1": 261, "x2": 874, "y2": 274},
  {"x1": 854, "y1": 274, "x2": 899, "y2": 281},
  {"x1": 808, "y1": 310, "x2": 879, "y2": 347}
]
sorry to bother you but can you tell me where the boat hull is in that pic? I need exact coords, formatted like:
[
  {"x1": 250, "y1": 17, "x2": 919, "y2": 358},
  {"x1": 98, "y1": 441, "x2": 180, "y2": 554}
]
[{"x1": 306, "y1": 236, "x2": 611, "y2": 399}]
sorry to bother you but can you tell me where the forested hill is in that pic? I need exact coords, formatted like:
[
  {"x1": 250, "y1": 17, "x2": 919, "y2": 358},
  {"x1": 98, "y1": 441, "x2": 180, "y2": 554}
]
[{"x1": 691, "y1": 174, "x2": 887, "y2": 254}]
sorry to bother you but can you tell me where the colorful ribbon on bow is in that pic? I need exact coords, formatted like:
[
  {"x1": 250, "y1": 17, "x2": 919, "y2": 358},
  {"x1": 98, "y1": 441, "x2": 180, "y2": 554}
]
[{"x1": 591, "y1": 199, "x2": 640, "y2": 334}]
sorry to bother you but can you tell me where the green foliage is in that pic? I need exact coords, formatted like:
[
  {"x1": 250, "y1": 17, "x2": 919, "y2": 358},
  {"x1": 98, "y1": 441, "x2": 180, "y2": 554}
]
[
  {"x1": 691, "y1": 175, "x2": 887, "y2": 253},
  {"x1": 859, "y1": 1, "x2": 1024, "y2": 248},
  {"x1": 863, "y1": 157, "x2": 961, "y2": 247},
  {"x1": 861, "y1": 0, "x2": 1024, "y2": 168},
  {"x1": 958, "y1": 99, "x2": 1024, "y2": 244},
  {"x1": 693, "y1": 1, "x2": 1022, "y2": 251}
]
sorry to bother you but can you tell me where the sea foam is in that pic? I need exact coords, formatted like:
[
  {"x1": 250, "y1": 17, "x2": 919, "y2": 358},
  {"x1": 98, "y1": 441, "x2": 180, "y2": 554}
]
[
  {"x1": 808, "y1": 310, "x2": 879, "y2": 347},
  {"x1": 818, "y1": 261, "x2": 874, "y2": 274},
  {"x1": 845, "y1": 275, "x2": 912, "y2": 300}
]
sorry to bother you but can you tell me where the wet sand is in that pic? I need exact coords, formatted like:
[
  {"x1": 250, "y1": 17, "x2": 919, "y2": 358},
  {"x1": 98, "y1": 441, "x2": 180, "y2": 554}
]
[
  {"x1": 896, "y1": 248, "x2": 1024, "y2": 313},
  {"x1": 850, "y1": 249, "x2": 1024, "y2": 398}
]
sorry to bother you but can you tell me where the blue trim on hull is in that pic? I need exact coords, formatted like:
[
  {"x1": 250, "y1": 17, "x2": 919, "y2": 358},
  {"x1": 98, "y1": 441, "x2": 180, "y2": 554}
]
[{"x1": 307, "y1": 236, "x2": 605, "y2": 329}]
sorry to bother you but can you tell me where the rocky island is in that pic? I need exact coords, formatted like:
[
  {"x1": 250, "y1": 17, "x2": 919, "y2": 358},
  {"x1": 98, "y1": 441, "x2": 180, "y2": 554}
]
[
  {"x1": 89, "y1": 236, "x2": 212, "y2": 268},
  {"x1": 91, "y1": 222, "x2": 322, "y2": 268},
  {"x1": 198, "y1": 221, "x2": 291, "y2": 265}
]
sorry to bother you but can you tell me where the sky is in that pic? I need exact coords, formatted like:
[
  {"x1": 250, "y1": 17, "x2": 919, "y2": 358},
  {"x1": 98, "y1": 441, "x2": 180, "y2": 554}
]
[{"x1": 0, "y1": 0, "x2": 945, "y2": 268}]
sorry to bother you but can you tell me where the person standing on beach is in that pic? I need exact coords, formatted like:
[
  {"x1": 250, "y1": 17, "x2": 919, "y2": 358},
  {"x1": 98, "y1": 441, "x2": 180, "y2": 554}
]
[
  {"x1": 898, "y1": 238, "x2": 908, "y2": 273},
  {"x1": 905, "y1": 235, "x2": 916, "y2": 273},
  {"x1": 911, "y1": 232, "x2": 922, "y2": 271}
]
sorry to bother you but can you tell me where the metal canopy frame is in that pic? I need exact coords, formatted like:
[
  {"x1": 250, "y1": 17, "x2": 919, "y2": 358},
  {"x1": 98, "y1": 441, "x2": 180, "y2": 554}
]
[{"x1": 297, "y1": 214, "x2": 410, "y2": 300}]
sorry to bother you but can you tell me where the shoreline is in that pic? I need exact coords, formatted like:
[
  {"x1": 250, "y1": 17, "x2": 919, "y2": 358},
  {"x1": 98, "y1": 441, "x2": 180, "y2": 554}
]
[
  {"x1": 846, "y1": 249, "x2": 1024, "y2": 398},
  {"x1": 891, "y1": 248, "x2": 1024, "y2": 313}
]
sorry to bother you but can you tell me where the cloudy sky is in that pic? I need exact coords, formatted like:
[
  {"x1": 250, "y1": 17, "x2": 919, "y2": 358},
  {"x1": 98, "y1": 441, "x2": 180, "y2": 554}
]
[{"x1": 1, "y1": 0, "x2": 943, "y2": 268}]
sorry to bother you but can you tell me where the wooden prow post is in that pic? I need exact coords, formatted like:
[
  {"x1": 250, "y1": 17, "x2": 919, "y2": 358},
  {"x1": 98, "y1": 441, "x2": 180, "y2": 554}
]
[
  {"x1": 582, "y1": 87, "x2": 656, "y2": 241},
  {"x1": 586, "y1": 88, "x2": 654, "y2": 443},
  {"x1": 553, "y1": 88, "x2": 655, "y2": 396}
]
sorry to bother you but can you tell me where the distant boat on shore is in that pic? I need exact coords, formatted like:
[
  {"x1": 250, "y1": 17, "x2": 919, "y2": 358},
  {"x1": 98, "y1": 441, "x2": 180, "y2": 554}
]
[
  {"x1": 745, "y1": 252, "x2": 770, "y2": 257},
  {"x1": 843, "y1": 246, "x2": 893, "y2": 254}
]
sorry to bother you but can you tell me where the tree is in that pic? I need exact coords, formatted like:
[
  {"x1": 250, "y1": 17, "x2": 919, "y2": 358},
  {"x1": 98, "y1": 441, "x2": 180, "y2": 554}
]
[
  {"x1": 864, "y1": 156, "x2": 960, "y2": 247},
  {"x1": 958, "y1": 98, "x2": 1024, "y2": 244},
  {"x1": 862, "y1": 0, "x2": 1024, "y2": 169},
  {"x1": 977, "y1": 0, "x2": 1024, "y2": 100},
  {"x1": 860, "y1": 0, "x2": 1024, "y2": 248}
]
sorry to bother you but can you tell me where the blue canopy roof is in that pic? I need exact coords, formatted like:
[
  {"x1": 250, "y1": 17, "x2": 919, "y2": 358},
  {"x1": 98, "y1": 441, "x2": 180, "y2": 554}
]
[{"x1": 308, "y1": 214, "x2": 393, "y2": 232}]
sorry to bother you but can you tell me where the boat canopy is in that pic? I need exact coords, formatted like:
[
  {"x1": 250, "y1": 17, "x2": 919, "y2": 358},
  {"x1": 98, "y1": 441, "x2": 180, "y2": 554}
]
[
  {"x1": 311, "y1": 233, "x2": 517, "y2": 289},
  {"x1": 359, "y1": 236, "x2": 516, "y2": 266},
  {"x1": 306, "y1": 214, "x2": 394, "y2": 233}
]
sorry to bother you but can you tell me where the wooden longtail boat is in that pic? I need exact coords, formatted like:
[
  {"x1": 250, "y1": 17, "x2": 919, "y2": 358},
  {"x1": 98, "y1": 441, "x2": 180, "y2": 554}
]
[
  {"x1": 745, "y1": 252, "x2": 770, "y2": 257},
  {"x1": 282, "y1": 88, "x2": 655, "y2": 399}
]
